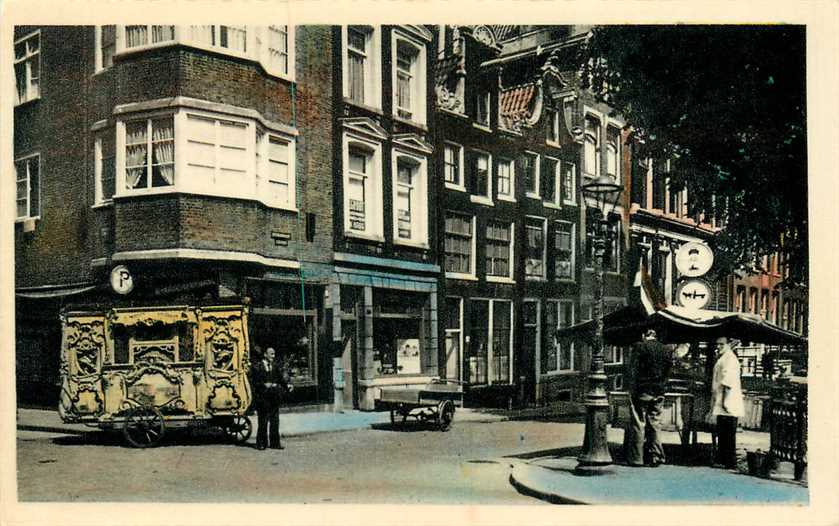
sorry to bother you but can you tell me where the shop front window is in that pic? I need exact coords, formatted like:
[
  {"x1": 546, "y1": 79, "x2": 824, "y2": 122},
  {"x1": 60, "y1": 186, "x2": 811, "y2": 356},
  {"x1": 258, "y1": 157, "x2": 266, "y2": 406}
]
[{"x1": 372, "y1": 289, "x2": 428, "y2": 377}]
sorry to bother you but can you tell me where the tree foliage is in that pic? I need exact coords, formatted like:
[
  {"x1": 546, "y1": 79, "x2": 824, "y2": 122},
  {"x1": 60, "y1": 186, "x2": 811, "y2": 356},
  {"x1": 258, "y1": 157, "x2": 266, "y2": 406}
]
[{"x1": 579, "y1": 25, "x2": 807, "y2": 286}]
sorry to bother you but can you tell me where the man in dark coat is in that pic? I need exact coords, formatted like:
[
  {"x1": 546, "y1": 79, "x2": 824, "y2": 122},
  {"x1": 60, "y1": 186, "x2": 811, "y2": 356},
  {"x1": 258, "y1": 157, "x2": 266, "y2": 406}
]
[
  {"x1": 252, "y1": 347, "x2": 291, "y2": 450},
  {"x1": 623, "y1": 329, "x2": 675, "y2": 467}
]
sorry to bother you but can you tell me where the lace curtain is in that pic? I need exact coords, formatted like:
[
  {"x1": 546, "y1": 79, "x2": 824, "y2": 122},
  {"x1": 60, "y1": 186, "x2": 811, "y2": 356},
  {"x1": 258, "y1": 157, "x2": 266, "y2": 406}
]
[{"x1": 152, "y1": 118, "x2": 174, "y2": 186}]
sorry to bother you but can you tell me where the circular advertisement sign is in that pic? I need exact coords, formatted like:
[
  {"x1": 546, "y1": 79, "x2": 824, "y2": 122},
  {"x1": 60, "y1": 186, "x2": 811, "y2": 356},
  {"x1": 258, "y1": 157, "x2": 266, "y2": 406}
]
[
  {"x1": 110, "y1": 265, "x2": 134, "y2": 295},
  {"x1": 675, "y1": 242, "x2": 714, "y2": 277},
  {"x1": 675, "y1": 279, "x2": 713, "y2": 311}
]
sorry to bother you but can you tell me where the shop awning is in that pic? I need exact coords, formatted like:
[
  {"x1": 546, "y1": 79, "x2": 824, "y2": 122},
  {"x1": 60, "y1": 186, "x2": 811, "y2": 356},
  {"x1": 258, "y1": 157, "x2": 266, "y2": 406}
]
[
  {"x1": 556, "y1": 304, "x2": 806, "y2": 346},
  {"x1": 334, "y1": 268, "x2": 437, "y2": 293},
  {"x1": 16, "y1": 283, "x2": 97, "y2": 300}
]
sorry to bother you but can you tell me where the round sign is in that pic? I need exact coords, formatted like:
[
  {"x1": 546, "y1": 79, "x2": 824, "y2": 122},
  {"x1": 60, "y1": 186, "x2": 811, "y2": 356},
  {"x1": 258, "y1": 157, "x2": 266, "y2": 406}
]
[
  {"x1": 675, "y1": 279, "x2": 712, "y2": 310},
  {"x1": 675, "y1": 242, "x2": 714, "y2": 277},
  {"x1": 110, "y1": 265, "x2": 134, "y2": 295}
]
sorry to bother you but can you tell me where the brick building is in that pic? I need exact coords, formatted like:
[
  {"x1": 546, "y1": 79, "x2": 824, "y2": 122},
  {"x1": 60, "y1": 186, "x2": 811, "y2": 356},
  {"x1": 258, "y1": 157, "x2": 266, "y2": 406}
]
[
  {"x1": 434, "y1": 25, "x2": 630, "y2": 407},
  {"x1": 14, "y1": 25, "x2": 335, "y2": 405}
]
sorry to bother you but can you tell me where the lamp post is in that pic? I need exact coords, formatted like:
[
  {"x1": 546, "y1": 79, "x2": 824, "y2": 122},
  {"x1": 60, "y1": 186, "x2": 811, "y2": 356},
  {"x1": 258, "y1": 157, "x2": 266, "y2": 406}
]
[{"x1": 577, "y1": 173, "x2": 623, "y2": 473}]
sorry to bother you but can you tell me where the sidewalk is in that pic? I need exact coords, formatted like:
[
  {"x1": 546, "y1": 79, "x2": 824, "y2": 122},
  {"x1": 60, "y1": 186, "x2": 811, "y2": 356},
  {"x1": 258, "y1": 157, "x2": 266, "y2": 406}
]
[
  {"x1": 509, "y1": 428, "x2": 809, "y2": 505},
  {"x1": 15, "y1": 406, "x2": 506, "y2": 438}
]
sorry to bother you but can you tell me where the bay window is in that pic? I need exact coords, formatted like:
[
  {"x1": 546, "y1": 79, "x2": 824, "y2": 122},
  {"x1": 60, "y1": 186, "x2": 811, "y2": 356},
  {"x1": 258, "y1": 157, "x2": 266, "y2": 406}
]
[
  {"x1": 344, "y1": 25, "x2": 380, "y2": 108},
  {"x1": 95, "y1": 130, "x2": 116, "y2": 204},
  {"x1": 496, "y1": 158, "x2": 514, "y2": 200},
  {"x1": 444, "y1": 211, "x2": 474, "y2": 276},
  {"x1": 525, "y1": 216, "x2": 547, "y2": 280},
  {"x1": 523, "y1": 152, "x2": 540, "y2": 198},
  {"x1": 343, "y1": 134, "x2": 383, "y2": 239},
  {"x1": 486, "y1": 221, "x2": 513, "y2": 280},
  {"x1": 96, "y1": 25, "x2": 294, "y2": 79},
  {"x1": 392, "y1": 151, "x2": 428, "y2": 246},
  {"x1": 124, "y1": 117, "x2": 175, "y2": 190},
  {"x1": 116, "y1": 105, "x2": 296, "y2": 209},
  {"x1": 392, "y1": 34, "x2": 426, "y2": 124},
  {"x1": 15, "y1": 154, "x2": 40, "y2": 220},
  {"x1": 14, "y1": 30, "x2": 40, "y2": 105},
  {"x1": 554, "y1": 221, "x2": 575, "y2": 281}
]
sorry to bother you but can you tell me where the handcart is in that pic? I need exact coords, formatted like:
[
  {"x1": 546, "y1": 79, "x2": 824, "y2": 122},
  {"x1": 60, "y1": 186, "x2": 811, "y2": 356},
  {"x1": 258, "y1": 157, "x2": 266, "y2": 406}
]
[
  {"x1": 58, "y1": 304, "x2": 253, "y2": 448},
  {"x1": 377, "y1": 379, "x2": 463, "y2": 431}
]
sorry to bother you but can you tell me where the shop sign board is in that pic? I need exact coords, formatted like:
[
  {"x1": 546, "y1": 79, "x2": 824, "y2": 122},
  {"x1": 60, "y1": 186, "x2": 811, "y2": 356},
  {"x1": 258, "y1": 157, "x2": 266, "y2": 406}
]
[{"x1": 676, "y1": 278, "x2": 713, "y2": 311}]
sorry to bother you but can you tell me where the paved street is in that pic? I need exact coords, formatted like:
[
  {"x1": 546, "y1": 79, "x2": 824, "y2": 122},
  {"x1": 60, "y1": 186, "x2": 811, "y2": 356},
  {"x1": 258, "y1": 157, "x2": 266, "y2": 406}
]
[{"x1": 17, "y1": 418, "x2": 593, "y2": 504}]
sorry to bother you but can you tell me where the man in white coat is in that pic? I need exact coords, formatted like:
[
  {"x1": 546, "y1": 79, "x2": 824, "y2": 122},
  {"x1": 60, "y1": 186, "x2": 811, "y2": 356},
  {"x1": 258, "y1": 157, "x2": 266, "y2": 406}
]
[{"x1": 707, "y1": 336, "x2": 745, "y2": 468}]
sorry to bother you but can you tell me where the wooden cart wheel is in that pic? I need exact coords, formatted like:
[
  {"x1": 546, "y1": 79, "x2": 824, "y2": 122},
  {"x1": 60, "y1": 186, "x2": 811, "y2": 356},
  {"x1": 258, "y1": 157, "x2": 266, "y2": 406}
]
[
  {"x1": 225, "y1": 415, "x2": 253, "y2": 444},
  {"x1": 436, "y1": 400, "x2": 455, "y2": 432},
  {"x1": 123, "y1": 406, "x2": 165, "y2": 448}
]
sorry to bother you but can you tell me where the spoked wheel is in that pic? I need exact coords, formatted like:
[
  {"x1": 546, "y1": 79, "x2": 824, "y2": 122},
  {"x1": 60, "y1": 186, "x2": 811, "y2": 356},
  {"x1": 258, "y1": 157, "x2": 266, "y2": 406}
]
[
  {"x1": 224, "y1": 415, "x2": 253, "y2": 444},
  {"x1": 122, "y1": 406, "x2": 165, "y2": 448},
  {"x1": 436, "y1": 400, "x2": 455, "y2": 432}
]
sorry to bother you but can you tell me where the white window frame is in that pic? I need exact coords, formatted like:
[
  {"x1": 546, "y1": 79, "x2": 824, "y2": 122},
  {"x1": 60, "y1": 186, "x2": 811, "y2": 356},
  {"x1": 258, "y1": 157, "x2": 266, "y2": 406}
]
[
  {"x1": 488, "y1": 299, "x2": 514, "y2": 385},
  {"x1": 562, "y1": 161, "x2": 577, "y2": 205},
  {"x1": 607, "y1": 124, "x2": 621, "y2": 186},
  {"x1": 542, "y1": 155, "x2": 560, "y2": 207},
  {"x1": 485, "y1": 220, "x2": 515, "y2": 283},
  {"x1": 583, "y1": 113, "x2": 601, "y2": 179},
  {"x1": 545, "y1": 299, "x2": 575, "y2": 374},
  {"x1": 94, "y1": 130, "x2": 116, "y2": 205},
  {"x1": 14, "y1": 30, "x2": 40, "y2": 106},
  {"x1": 496, "y1": 157, "x2": 516, "y2": 202},
  {"x1": 475, "y1": 90, "x2": 491, "y2": 129},
  {"x1": 258, "y1": 131, "x2": 297, "y2": 209},
  {"x1": 115, "y1": 107, "x2": 296, "y2": 210},
  {"x1": 391, "y1": 30, "x2": 427, "y2": 125},
  {"x1": 343, "y1": 133, "x2": 384, "y2": 241},
  {"x1": 444, "y1": 211, "x2": 476, "y2": 280},
  {"x1": 525, "y1": 215, "x2": 548, "y2": 281},
  {"x1": 15, "y1": 153, "x2": 41, "y2": 221},
  {"x1": 546, "y1": 107, "x2": 560, "y2": 146},
  {"x1": 98, "y1": 26, "x2": 295, "y2": 81},
  {"x1": 554, "y1": 220, "x2": 575, "y2": 282},
  {"x1": 443, "y1": 142, "x2": 465, "y2": 191},
  {"x1": 523, "y1": 151, "x2": 540, "y2": 199},
  {"x1": 342, "y1": 25, "x2": 382, "y2": 110},
  {"x1": 470, "y1": 149, "x2": 493, "y2": 205},
  {"x1": 391, "y1": 148, "x2": 429, "y2": 247},
  {"x1": 524, "y1": 299, "x2": 542, "y2": 377},
  {"x1": 445, "y1": 297, "x2": 464, "y2": 383},
  {"x1": 95, "y1": 25, "x2": 117, "y2": 72}
]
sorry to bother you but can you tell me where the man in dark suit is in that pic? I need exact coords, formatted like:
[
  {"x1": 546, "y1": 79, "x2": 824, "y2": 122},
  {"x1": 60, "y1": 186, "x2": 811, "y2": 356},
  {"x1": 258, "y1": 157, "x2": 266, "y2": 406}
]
[
  {"x1": 252, "y1": 347, "x2": 291, "y2": 450},
  {"x1": 623, "y1": 329, "x2": 677, "y2": 467}
]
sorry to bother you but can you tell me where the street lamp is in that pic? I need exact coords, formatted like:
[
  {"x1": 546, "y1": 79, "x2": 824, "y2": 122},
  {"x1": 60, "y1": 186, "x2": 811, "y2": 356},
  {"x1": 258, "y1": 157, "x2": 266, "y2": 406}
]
[{"x1": 577, "y1": 173, "x2": 623, "y2": 473}]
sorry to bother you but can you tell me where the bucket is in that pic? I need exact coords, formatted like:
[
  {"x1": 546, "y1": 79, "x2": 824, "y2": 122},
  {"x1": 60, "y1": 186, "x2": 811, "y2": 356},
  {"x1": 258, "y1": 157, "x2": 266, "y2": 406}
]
[{"x1": 746, "y1": 450, "x2": 772, "y2": 477}]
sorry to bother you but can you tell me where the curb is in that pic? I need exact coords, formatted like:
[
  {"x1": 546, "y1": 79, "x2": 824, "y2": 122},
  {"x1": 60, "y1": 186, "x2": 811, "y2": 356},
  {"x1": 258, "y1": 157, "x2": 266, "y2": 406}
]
[{"x1": 509, "y1": 467, "x2": 587, "y2": 505}]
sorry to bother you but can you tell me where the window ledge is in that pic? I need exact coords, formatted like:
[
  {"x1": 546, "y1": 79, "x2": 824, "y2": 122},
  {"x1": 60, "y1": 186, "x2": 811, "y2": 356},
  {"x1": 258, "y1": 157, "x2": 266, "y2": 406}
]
[
  {"x1": 343, "y1": 98, "x2": 384, "y2": 115},
  {"x1": 526, "y1": 192, "x2": 542, "y2": 200},
  {"x1": 393, "y1": 115, "x2": 428, "y2": 131},
  {"x1": 439, "y1": 108, "x2": 469, "y2": 120},
  {"x1": 469, "y1": 196, "x2": 494, "y2": 206},
  {"x1": 15, "y1": 216, "x2": 41, "y2": 224},
  {"x1": 446, "y1": 273, "x2": 478, "y2": 281},
  {"x1": 542, "y1": 369, "x2": 577, "y2": 377},
  {"x1": 344, "y1": 231, "x2": 386, "y2": 243},
  {"x1": 114, "y1": 188, "x2": 298, "y2": 212},
  {"x1": 546, "y1": 140, "x2": 561, "y2": 148},
  {"x1": 543, "y1": 201, "x2": 562, "y2": 210},
  {"x1": 554, "y1": 278, "x2": 576, "y2": 284},
  {"x1": 563, "y1": 200, "x2": 578, "y2": 207},
  {"x1": 525, "y1": 276, "x2": 547, "y2": 282},
  {"x1": 393, "y1": 239, "x2": 430, "y2": 250},
  {"x1": 497, "y1": 196, "x2": 517, "y2": 203},
  {"x1": 472, "y1": 123, "x2": 492, "y2": 133},
  {"x1": 486, "y1": 276, "x2": 516, "y2": 284},
  {"x1": 444, "y1": 182, "x2": 467, "y2": 192},
  {"x1": 91, "y1": 201, "x2": 114, "y2": 210},
  {"x1": 14, "y1": 96, "x2": 40, "y2": 108}
]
